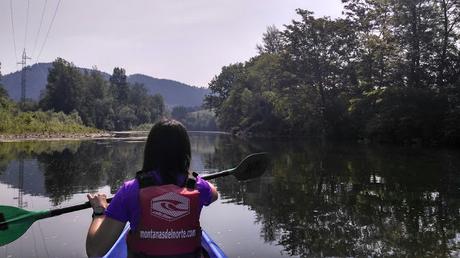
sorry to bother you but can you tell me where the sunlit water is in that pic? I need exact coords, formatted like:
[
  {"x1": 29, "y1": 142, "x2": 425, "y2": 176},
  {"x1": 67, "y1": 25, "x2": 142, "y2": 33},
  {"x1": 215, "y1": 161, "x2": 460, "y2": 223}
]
[{"x1": 1, "y1": 133, "x2": 459, "y2": 257}]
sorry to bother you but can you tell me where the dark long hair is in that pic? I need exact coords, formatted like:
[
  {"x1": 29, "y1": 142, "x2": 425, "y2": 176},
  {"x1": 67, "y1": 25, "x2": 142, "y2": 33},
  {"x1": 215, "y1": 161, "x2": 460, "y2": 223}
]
[{"x1": 142, "y1": 119, "x2": 191, "y2": 184}]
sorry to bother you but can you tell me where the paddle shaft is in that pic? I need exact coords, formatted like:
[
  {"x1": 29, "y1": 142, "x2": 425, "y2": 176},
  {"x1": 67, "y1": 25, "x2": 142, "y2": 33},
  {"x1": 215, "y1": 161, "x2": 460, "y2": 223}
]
[
  {"x1": 44, "y1": 169, "x2": 229, "y2": 219},
  {"x1": 0, "y1": 153, "x2": 268, "y2": 246},
  {"x1": 1, "y1": 152, "x2": 267, "y2": 222},
  {"x1": 48, "y1": 197, "x2": 113, "y2": 218}
]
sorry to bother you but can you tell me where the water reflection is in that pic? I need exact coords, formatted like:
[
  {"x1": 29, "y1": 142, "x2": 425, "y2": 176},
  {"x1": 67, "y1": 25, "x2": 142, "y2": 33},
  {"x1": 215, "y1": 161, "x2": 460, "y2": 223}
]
[
  {"x1": 213, "y1": 141, "x2": 460, "y2": 257},
  {"x1": 0, "y1": 137, "x2": 459, "y2": 257},
  {"x1": 0, "y1": 140, "x2": 146, "y2": 205}
]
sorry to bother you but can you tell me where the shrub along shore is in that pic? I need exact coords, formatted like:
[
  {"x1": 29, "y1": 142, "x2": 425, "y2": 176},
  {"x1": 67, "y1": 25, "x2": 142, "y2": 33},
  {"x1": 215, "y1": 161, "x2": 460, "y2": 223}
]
[
  {"x1": 0, "y1": 109, "x2": 111, "y2": 142},
  {"x1": 0, "y1": 132, "x2": 115, "y2": 142}
]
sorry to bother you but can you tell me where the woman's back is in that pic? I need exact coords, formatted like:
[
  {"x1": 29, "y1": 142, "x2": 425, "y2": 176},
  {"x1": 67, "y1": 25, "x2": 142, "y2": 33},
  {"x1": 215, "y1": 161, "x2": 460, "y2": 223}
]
[{"x1": 86, "y1": 119, "x2": 218, "y2": 257}]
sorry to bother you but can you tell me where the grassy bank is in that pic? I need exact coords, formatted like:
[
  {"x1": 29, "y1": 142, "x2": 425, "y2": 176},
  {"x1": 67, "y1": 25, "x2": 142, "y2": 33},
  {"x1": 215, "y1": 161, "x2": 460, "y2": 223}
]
[{"x1": 0, "y1": 109, "x2": 100, "y2": 135}]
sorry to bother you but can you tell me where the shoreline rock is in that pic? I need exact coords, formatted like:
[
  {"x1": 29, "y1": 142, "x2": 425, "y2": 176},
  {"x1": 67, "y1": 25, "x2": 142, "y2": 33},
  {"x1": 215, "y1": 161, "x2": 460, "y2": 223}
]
[
  {"x1": 0, "y1": 130, "x2": 231, "y2": 142},
  {"x1": 0, "y1": 132, "x2": 115, "y2": 142}
]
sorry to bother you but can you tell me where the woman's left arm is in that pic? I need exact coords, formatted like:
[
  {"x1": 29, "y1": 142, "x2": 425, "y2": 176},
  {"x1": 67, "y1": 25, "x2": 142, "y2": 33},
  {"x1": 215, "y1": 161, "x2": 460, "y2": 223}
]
[
  {"x1": 208, "y1": 181, "x2": 218, "y2": 203},
  {"x1": 86, "y1": 193, "x2": 125, "y2": 257}
]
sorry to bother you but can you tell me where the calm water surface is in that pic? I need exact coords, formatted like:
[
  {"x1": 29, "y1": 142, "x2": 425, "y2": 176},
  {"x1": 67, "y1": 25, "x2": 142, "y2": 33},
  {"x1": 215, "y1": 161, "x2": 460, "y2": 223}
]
[{"x1": 0, "y1": 133, "x2": 459, "y2": 257}]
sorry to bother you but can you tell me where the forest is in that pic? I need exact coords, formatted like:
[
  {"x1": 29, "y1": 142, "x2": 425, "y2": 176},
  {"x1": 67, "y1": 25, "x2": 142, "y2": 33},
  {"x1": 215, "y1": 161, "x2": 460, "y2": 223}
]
[
  {"x1": 0, "y1": 58, "x2": 221, "y2": 133},
  {"x1": 39, "y1": 59, "x2": 166, "y2": 130},
  {"x1": 204, "y1": 1, "x2": 460, "y2": 145},
  {"x1": 1, "y1": 0, "x2": 459, "y2": 144},
  {"x1": 0, "y1": 58, "x2": 166, "y2": 133}
]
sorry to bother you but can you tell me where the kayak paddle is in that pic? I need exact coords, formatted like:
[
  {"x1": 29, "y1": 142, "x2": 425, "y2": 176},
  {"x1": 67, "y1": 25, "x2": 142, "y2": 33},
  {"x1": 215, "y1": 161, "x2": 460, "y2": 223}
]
[
  {"x1": 0, "y1": 152, "x2": 269, "y2": 246},
  {"x1": 199, "y1": 152, "x2": 269, "y2": 180}
]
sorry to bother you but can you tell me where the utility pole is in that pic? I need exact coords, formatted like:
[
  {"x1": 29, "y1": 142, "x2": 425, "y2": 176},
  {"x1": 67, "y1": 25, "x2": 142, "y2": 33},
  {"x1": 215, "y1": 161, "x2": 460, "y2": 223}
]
[
  {"x1": 17, "y1": 49, "x2": 31, "y2": 109},
  {"x1": 18, "y1": 159, "x2": 27, "y2": 208},
  {"x1": 13, "y1": 158, "x2": 27, "y2": 208}
]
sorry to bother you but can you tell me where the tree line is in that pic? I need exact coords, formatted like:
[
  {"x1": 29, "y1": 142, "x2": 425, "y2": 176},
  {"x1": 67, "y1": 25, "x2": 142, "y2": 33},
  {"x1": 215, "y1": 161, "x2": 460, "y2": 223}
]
[
  {"x1": 205, "y1": 1, "x2": 460, "y2": 145},
  {"x1": 40, "y1": 58, "x2": 165, "y2": 130},
  {"x1": 0, "y1": 64, "x2": 96, "y2": 134},
  {"x1": 0, "y1": 58, "x2": 166, "y2": 133},
  {"x1": 171, "y1": 106, "x2": 218, "y2": 131}
]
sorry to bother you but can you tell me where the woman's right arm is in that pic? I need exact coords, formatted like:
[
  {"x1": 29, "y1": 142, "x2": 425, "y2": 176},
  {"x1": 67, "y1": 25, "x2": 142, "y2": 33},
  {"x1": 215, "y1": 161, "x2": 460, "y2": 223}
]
[{"x1": 86, "y1": 193, "x2": 126, "y2": 257}]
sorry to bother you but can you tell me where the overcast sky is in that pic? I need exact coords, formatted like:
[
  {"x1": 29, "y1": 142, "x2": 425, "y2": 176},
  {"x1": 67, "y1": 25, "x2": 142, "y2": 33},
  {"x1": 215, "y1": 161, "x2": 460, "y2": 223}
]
[{"x1": 1, "y1": 0, "x2": 343, "y2": 87}]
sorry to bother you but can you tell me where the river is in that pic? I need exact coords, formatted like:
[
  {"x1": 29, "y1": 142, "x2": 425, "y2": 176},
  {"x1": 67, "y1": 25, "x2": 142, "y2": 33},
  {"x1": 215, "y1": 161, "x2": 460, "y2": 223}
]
[{"x1": 1, "y1": 132, "x2": 459, "y2": 257}]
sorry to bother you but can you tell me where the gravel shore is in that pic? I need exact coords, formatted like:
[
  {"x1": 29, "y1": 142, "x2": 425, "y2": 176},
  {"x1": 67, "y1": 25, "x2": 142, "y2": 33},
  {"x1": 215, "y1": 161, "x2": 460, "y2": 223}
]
[{"x1": 0, "y1": 132, "x2": 116, "y2": 142}]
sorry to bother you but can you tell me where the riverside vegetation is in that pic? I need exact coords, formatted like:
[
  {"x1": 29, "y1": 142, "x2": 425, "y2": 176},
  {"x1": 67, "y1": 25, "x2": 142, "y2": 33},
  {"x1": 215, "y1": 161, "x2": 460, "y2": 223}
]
[
  {"x1": 0, "y1": 58, "x2": 219, "y2": 136},
  {"x1": 1, "y1": 2, "x2": 459, "y2": 145},
  {"x1": 0, "y1": 77, "x2": 98, "y2": 136},
  {"x1": 0, "y1": 59, "x2": 166, "y2": 136},
  {"x1": 204, "y1": 3, "x2": 460, "y2": 146}
]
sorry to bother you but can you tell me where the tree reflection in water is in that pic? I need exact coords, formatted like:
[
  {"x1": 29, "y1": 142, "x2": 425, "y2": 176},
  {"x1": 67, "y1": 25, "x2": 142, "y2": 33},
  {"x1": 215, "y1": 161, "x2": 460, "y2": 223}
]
[
  {"x1": 0, "y1": 140, "x2": 144, "y2": 205},
  {"x1": 210, "y1": 140, "x2": 460, "y2": 257},
  {"x1": 0, "y1": 137, "x2": 459, "y2": 257}
]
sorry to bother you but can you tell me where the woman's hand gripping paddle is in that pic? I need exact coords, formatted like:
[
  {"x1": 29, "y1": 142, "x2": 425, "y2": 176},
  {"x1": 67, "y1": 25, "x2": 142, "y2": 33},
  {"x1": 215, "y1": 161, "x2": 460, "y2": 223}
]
[{"x1": 0, "y1": 152, "x2": 269, "y2": 246}]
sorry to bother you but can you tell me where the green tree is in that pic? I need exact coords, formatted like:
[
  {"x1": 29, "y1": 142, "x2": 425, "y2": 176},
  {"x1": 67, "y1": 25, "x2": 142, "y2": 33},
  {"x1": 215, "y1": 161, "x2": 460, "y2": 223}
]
[
  {"x1": 39, "y1": 58, "x2": 84, "y2": 114},
  {"x1": 128, "y1": 83, "x2": 150, "y2": 124},
  {"x1": 205, "y1": 3, "x2": 460, "y2": 145},
  {"x1": 342, "y1": 0, "x2": 401, "y2": 91},
  {"x1": 343, "y1": 0, "x2": 458, "y2": 144},
  {"x1": 208, "y1": 65, "x2": 251, "y2": 131},
  {"x1": 433, "y1": 0, "x2": 460, "y2": 89},
  {"x1": 282, "y1": 10, "x2": 358, "y2": 137},
  {"x1": 0, "y1": 63, "x2": 12, "y2": 111},
  {"x1": 256, "y1": 25, "x2": 284, "y2": 54},
  {"x1": 240, "y1": 54, "x2": 289, "y2": 135},
  {"x1": 204, "y1": 63, "x2": 246, "y2": 122},
  {"x1": 147, "y1": 94, "x2": 165, "y2": 123},
  {"x1": 80, "y1": 69, "x2": 113, "y2": 128},
  {"x1": 115, "y1": 106, "x2": 137, "y2": 130},
  {"x1": 435, "y1": 0, "x2": 460, "y2": 144},
  {"x1": 392, "y1": 0, "x2": 438, "y2": 89},
  {"x1": 182, "y1": 109, "x2": 218, "y2": 131},
  {"x1": 0, "y1": 63, "x2": 14, "y2": 111},
  {"x1": 0, "y1": 62, "x2": 8, "y2": 99},
  {"x1": 172, "y1": 106, "x2": 188, "y2": 121},
  {"x1": 127, "y1": 83, "x2": 165, "y2": 125},
  {"x1": 110, "y1": 67, "x2": 129, "y2": 105}
]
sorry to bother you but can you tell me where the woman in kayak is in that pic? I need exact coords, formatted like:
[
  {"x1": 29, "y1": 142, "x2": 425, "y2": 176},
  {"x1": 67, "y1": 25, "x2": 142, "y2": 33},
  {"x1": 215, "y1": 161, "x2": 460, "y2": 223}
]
[{"x1": 86, "y1": 119, "x2": 219, "y2": 257}]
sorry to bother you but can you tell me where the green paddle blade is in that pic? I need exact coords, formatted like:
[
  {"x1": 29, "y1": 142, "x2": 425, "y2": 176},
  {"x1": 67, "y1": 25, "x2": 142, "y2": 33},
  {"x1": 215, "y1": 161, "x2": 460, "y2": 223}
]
[
  {"x1": 0, "y1": 152, "x2": 270, "y2": 246},
  {"x1": 0, "y1": 205, "x2": 49, "y2": 246}
]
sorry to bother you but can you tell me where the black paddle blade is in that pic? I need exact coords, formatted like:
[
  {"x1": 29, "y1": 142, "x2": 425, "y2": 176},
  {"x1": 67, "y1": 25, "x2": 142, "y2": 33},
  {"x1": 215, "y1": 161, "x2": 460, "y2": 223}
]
[
  {"x1": 200, "y1": 152, "x2": 270, "y2": 181},
  {"x1": 0, "y1": 213, "x2": 6, "y2": 231},
  {"x1": 233, "y1": 152, "x2": 269, "y2": 181}
]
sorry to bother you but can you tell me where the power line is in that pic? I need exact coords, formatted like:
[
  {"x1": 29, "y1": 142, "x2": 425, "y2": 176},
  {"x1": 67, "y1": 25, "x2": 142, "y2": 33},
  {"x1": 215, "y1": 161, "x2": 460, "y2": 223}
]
[
  {"x1": 9, "y1": 0, "x2": 18, "y2": 62},
  {"x1": 24, "y1": 0, "x2": 30, "y2": 50},
  {"x1": 32, "y1": 0, "x2": 48, "y2": 59},
  {"x1": 36, "y1": 0, "x2": 62, "y2": 62}
]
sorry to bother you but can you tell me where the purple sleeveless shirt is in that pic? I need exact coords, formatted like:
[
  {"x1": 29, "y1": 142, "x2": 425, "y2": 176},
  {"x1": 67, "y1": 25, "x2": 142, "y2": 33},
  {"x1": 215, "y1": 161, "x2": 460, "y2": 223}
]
[{"x1": 105, "y1": 171, "x2": 213, "y2": 230}]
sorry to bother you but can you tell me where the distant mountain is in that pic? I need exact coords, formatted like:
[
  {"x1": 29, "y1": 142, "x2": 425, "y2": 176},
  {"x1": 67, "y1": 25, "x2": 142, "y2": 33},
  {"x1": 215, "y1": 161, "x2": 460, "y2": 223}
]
[
  {"x1": 127, "y1": 74, "x2": 208, "y2": 107},
  {"x1": 3, "y1": 63, "x2": 53, "y2": 101},
  {"x1": 2, "y1": 63, "x2": 209, "y2": 107}
]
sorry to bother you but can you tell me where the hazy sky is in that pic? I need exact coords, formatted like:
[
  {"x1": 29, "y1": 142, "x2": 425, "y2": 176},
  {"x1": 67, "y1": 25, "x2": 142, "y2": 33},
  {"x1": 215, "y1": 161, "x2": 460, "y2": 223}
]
[{"x1": 1, "y1": 0, "x2": 343, "y2": 87}]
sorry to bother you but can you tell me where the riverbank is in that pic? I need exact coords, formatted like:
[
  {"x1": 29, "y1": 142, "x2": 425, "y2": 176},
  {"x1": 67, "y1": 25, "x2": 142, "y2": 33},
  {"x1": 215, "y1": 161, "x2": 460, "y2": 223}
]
[
  {"x1": 0, "y1": 132, "x2": 116, "y2": 142},
  {"x1": 0, "y1": 130, "x2": 233, "y2": 142}
]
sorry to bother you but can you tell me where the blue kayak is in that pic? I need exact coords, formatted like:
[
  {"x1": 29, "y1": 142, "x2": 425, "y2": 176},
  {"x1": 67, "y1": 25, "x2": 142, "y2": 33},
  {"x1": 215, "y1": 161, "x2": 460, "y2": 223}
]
[{"x1": 103, "y1": 224, "x2": 227, "y2": 258}]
